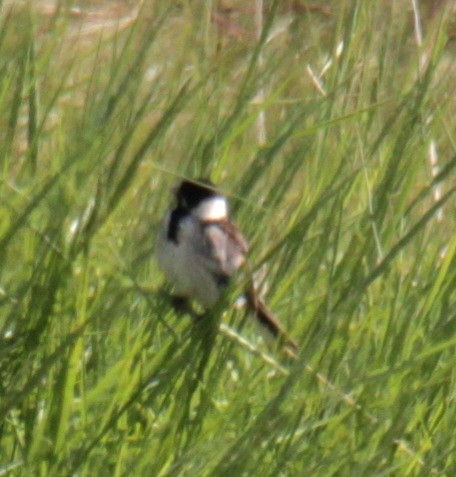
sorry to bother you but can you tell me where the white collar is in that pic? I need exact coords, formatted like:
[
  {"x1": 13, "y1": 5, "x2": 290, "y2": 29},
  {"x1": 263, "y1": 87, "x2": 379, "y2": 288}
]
[{"x1": 194, "y1": 197, "x2": 228, "y2": 220}]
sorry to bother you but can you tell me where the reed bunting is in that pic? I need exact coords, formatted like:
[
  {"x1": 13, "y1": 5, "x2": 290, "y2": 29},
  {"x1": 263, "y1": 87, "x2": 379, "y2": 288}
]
[{"x1": 156, "y1": 178, "x2": 297, "y2": 356}]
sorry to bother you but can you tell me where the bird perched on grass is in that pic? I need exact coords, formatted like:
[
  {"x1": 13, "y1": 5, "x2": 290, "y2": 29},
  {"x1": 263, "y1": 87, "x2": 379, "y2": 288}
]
[{"x1": 156, "y1": 178, "x2": 298, "y2": 357}]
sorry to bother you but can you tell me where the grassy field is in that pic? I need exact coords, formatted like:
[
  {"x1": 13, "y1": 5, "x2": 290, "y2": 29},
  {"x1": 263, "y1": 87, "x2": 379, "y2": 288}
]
[{"x1": 1, "y1": 1, "x2": 456, "y2": 475}]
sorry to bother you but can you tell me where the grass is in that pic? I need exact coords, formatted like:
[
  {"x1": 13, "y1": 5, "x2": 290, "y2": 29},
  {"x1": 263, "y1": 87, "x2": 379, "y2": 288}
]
[{"x1": 1, "y1": 0, "x2": 456, "y2": 475}]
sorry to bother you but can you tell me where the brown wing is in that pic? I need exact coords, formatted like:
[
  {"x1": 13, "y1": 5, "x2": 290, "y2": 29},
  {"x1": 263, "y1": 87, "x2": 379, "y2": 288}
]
[{"x1": 201, "y1": 219, "x2": 249, "y2": 278}]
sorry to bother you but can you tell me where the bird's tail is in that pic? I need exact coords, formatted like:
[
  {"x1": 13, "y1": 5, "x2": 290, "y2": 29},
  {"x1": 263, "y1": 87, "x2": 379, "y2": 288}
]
[{"x1": 245, "y1": 286, "x2": 298, "y2": 359}]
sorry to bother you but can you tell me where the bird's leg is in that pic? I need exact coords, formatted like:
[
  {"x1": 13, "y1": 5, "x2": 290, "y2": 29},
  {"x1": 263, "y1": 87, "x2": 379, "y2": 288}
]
[
  {"x1": 170, "y1": 294, "x2": 207, "y2": 322},
  {"x1": 170, "y1": 295, "x2": 191, "y2": 312}
]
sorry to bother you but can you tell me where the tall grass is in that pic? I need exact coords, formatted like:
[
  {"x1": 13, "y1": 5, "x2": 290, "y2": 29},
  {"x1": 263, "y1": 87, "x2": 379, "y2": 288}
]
[{"x1": 1, "y1": 1, "x2": 456, "y2": 475}]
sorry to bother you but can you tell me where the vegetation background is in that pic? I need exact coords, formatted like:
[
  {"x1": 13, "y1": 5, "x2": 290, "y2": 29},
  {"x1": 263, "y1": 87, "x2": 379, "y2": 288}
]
[{"x1": 1, "y1": 0, "x2": 456, "y2": 475}]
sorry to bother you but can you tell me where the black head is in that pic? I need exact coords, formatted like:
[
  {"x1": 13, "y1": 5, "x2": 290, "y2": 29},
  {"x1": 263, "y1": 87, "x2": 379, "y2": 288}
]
[{"x1": 175, "y1": 178, "x2": 218, "y2": 209}]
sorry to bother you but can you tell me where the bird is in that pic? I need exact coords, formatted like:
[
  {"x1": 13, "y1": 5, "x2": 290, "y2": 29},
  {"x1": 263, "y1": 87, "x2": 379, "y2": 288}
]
[{"x1": 156, "y1": 178, "x2": 298, "y2": 357}]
